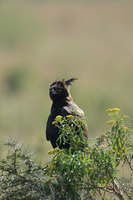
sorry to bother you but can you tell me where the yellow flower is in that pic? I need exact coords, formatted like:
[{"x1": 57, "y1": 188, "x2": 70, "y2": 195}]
[
  {"x1": 89, "y1": 167, "x2": 96, "y2": 170},
  {"x1": 52, "y1": 115, "x2": 62, "y2": 125},
  {"x1": 48, "y1": 147, "x2": 59, "y2": 155},
  {"x1": 106, "y1": 108, "x2": 120, "y2": 113},
  {"x1": 107, "y1": 120, "x2": 116, "y2": 125},
  {"x1": 48, "y1": 149, "x2": 55, "y2": 155},
  {"x1": 55, "y1": 115, "x2": 62, "y2": 121},
  {"x1": 112, "y1": 108, "x2": 120, "y2": 112},
  {"x1": 66, "y1": 115, "x2": 74, "y2": 118}
]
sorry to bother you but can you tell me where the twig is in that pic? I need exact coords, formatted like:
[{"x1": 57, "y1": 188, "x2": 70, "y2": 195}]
[{"x1": 113, "y1": 179, "x2": 126, "y2": 200}]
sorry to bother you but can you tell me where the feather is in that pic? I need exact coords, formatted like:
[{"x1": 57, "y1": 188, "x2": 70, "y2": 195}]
[{"x1": 65, "y1": 77, "x2": 78, "y2": 86}]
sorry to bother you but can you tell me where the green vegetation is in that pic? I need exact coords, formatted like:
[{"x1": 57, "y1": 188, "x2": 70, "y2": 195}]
[
  {"x1": 5, "y1": 66, "x2": 31, "y2": 94},
  {"x1": 0, "y1": 109, "x2": 132, "y2": 199},
  {"x1": 0, "y1": 1, "x2": 133, "y2": 162}
]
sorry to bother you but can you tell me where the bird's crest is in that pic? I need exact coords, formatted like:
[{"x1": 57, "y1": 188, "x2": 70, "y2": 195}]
[{"x1": 65, "y1": 77, "x2": 78, "y2": 86}]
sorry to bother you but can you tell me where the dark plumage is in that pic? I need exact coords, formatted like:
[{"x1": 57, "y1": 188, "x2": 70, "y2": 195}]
[{"x1": 46, "y1": 78, "x2": 88, "y2": 149}]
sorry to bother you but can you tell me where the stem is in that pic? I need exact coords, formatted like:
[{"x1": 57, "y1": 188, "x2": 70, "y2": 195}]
[{"x1": 113, "y1": 180, "x2": 126, "y2": 200}]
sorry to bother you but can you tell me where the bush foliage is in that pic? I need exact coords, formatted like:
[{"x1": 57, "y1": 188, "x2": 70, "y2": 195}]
[{"x1": 0, "y1": 109, "x2": 133, "y2": 200}]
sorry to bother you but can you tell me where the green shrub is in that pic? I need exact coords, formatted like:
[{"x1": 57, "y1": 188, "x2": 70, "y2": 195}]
[
  {"x1": 0, "y1": 109, "x2": 133, "y2": 199},
  {"x1": 5, "y1": 66, "x2": 30, "y2": 94}
]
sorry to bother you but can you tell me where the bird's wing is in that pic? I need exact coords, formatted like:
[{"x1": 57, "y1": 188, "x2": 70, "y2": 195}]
[
  {"x1": 63, "y1": 103, "x2": 85, "y2": 117},
  {"x1": 63, "y1": 103, "x2": 88, "y2": 139}
]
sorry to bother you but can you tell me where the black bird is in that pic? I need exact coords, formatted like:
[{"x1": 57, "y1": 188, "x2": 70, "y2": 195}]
[{"x1": 46, "y1": 78, "x2": 88, "y2": 149}]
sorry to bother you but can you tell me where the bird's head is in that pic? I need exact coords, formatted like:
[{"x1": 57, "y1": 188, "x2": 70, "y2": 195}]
[{"x1": 49, "y1": 78, "x2": 77, "y2": 102}]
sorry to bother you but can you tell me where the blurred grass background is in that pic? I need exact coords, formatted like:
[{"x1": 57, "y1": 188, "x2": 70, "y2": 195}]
[{"x1": 0, "y1": 0, "x2": 133, "y2": 162}]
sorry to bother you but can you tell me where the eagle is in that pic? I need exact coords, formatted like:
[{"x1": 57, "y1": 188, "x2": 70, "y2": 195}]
[{"x1": 46, "y1": 78, "x2": 88, "y2": 149}]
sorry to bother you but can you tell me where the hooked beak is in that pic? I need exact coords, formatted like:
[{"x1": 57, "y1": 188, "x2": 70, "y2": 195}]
[
  {"x1": 50, "y1": 84, "x2": 58, "y2": 95},
  {"x1": 50, "y1": 88, "x2": 58, "y2": 95}
]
